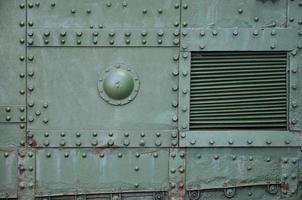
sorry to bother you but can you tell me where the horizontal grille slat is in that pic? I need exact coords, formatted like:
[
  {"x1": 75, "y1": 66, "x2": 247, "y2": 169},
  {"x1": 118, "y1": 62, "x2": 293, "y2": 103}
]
[{"x1": 190, "y1": 51, "x2": 287, "y2": 130}]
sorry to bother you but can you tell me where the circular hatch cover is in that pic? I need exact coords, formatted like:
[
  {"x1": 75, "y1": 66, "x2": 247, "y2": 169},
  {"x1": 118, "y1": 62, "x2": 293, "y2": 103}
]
[{"x1": 98, "y1": 64, "x2": 140, "y2": 105}]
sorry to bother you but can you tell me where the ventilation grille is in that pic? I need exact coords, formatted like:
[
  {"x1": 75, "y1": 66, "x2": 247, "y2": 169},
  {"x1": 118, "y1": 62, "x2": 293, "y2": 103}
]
[{"x1": 190, "y1": 51, "x2": 288, "y2": 130}]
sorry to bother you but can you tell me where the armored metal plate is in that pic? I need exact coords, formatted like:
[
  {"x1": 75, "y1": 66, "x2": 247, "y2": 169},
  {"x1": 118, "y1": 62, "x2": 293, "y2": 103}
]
[
  {"x1": 181, "y1": 28, "x2": 300, "y2": 51},
  {"x1": 185, "y1": 148, "x2": 299, "y2": 190},
  {"x1": 0, "y1": 0, "x2": 26, "y2": 105},
  {"x1": 181, "y1": 0, "x2": 287, "y2": 28},
  {"x1": 27, "y1": 47, "x2": 178, "y2": 131},
  {"x1": 29, "y1": 130, "x2": 178, "y2": 148},
  {"x1": 27, "y1": 0, "x2": 180, "y2": 29},
  {"x1": 1, "y1": 0, "x2": 302, "y2": 199},
  {"x1": 35, "y1": 148, "x2": 169, "y2": 195},
  {"x1": 288, "y1": 0, "x2": 302, "y2": 28},
  {"x1": 26, "y1": 28, "x2": 180, "y2": 47},
  {"x1": 0, "y1": 150, "x2": 18, "y2": 199},
  {"x1": 289, "y1": 52, "x2": 302, "y2": 131},
  {"x1": 179, "y1": 131, "x2": 300, "y2": 147},
  {"x1": 0, "y1": 124, "x2": 24, "y2": 147}
]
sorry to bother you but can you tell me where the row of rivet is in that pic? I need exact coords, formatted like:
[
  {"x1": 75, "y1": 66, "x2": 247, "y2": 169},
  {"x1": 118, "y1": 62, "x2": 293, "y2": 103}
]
[
  {"x1": 18, "y1": 150, "x2": 35, "y2": 191},
  {"x1": 42, "y1": 151, "x2": 160, "y2": 159},
  {"x1": 37, "y1": 139, "x2": 177, "y2": 147},
  {"x1": 171, "y1": 53, "x2": 179, "y2": 124},
  {"x1": 26, "y1": 1, "x2": 181, "y2": 10},
  {"x1": 26, "y1": 30, "x2": 180, "y2": 46},
  {"x1": 289, "y1": 51, "x2": 300, "y2": 128},
  {"x1": 182, "y1": 138, "x2": 292, "y2": 146},
  {"x1": 17, "y1": 1, "x2": 27, "y2": 116},
  {"x1": 27, "y1": 131, "x2": 178, "y2": 147},
  {"x1": 181, "y1": 29, "x2": 302, "y2": 50}
]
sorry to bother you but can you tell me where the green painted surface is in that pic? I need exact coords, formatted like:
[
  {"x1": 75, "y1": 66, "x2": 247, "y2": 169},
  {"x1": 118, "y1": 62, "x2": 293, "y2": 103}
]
[
  {"x1": 35, "y1": 148, "x2": 169, "y2": 194},
  {"x1": 0, "y1": 0, "x2": 301, "y2": 199},
  {"x1": 27, "y1": 47, "x2": 178, "y2": 130},
  {"x1": 0, "y1": 150, "x2": 18, "y2": 199}
]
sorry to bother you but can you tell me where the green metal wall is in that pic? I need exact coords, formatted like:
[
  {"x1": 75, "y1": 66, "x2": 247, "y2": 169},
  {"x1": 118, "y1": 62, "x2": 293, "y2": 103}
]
[{"x1": 0, "y1": 0, "x2": 301, "y2": 199}]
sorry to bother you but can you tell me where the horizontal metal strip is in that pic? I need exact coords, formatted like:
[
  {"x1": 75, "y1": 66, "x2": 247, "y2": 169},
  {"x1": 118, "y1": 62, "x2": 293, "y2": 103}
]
[
  {"x1": 190, "y1": 100, "x2": 286, "y2": 108},
  {"x1": 182, "y1": 28, "x2": 297, "y2": 51},
  {"x1": 190, "y1": 93, "x2": 286, "y2": 101},
  {"x1": 190, "y1": 109, "x2": 286, "y2": 116},
  {"x1": 191, "y1": 65, "x2": 286, "y2": 71},
  {"x1": 191, "y1": 59, "x2": 286, "y2": 64},
  {"x1": 190, "y1": 97, "x2": 286, "y2": 105},
  {"x1": 190, "y1": 86, "x2": 286, "y2": 94},
  {"x1": 191, "y1": 75, "x2": 285, "y2": 83},
  {"x1": 191, "y1": 62, "x2": 286, "y2": 71},
  {"x1": 190, "y1": 119, "x2": 286, "y2": 124},
  {"x1": 191, "y1": 68, "x2": 285, "y2": 75},
  {"x1": 190, "y1": 104, "x2": 286, "y2": 112},
  {"x1": 190, "y1": 89, "x2": 286, "y2": 98},
  {"x1": 27, "y1": 28, "x2": 180, "y2": 47},
  {"x1": 190, "y1": 72, "x2": 286, "y2": 79},
  {"x1": 189, "y1": 125, "x2": 286, "y2": 129},
  {"x1": 28, "y1": 130, "x2": 178, "y2": 148},
  {"x1": 191, "y1": 51, "x2": 287, "y2": 56},
  {"x1": 191, "y1": 79, "x2": 286, "y2": 87},
  {"x1": 190, "y1": 114, "x2": 286, "y2": 120},
  {"x1": 180, "y1": 131, "x2": 298, "y2": 147},
  {"x1": 191, "y1": 55, "x2": 287, "y2": 59},
  {"x1": 191, "y1": 83, "x2": 286, "y2": 90}
]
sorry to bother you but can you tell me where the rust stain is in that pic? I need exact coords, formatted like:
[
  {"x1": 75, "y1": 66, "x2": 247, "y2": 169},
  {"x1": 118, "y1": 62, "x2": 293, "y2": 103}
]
[{"x1": 281, "y1": 183, "x2": 289, "y2": 190}]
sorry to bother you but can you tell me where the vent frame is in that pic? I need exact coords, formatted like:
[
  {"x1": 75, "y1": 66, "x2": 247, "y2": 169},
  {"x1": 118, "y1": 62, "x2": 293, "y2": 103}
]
[{"x1": 189, "y1": 51, "x2": 289, "y2": 131}]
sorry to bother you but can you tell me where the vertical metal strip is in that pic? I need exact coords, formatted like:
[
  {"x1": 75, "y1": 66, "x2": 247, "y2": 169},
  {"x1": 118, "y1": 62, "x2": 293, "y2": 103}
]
[
  {"x1": 18, "y1": 148, "x2": 35, "y2": 200},
  {"x1": 178, "y1": 51, "x2": 190, "y2": 133},
  {"x1": 168, "y1": 148, "x2": 186, "y2": 200}
]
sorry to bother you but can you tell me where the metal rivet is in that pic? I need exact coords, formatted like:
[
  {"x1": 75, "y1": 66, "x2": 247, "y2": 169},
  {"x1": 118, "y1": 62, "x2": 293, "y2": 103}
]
[
  {"x1": 228, "y1": 139, "x2": 233, "y2": 145},
  {"x1": 43, "y1": 140, "x2": 49, "y2": 146},
  {"x1": 266, "y1": 139, "x2": 272, "y2": 145}
]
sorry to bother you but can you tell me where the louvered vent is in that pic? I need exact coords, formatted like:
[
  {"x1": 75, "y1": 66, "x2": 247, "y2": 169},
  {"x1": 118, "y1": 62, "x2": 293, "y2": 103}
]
[{"x1": 190, "y1": 51, "x2": 288, "y2": 130}]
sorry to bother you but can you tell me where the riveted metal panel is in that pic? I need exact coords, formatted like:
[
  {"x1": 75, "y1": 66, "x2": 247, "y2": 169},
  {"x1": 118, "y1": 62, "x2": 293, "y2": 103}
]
[
  {"x1": 288, "y1": 0, "x2": 302, "y2": 28},
  {"x1": 181, "y1": 0, "x2": 287, "y2": 29},
  {"x1": 0, "y1": 0, "x2": 26, "y2": 105},
  {"x1": 0, "y1": 124, "x2": 25, "y2": 148},
  {"x1": 179, "y1": 131, "x2": 300, "y2": 147},
  {"x1": 27, "y1": 0, "x2": 180, "y2": 29},
  {"x1": 35, "y1": 148, "x2": 169, "y2": 195},
  {"x1": 26, "y1": 47, "x2": 178, "y2": 131},
  {"x1": 28, "y1": 130, "x2": 178, "y2": 148},
  {"x1": 185, "y1": 148, "x2": 299, "y2": 196},
  {"x1": 289, "y1": 51, "x2": 302, "y2": 131},
  {"x1": 27, "y1": 28, "x2": 180, "y2": 47},
  {"x1": 181, "y1": 28, "x2": 300, "y2": 52},
  {"x1": 1, "y1": 0, "x2": 302, "y2": 199},
  {"x1": 0, "y1": 149, "x2": 18, "y2": 199}
]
